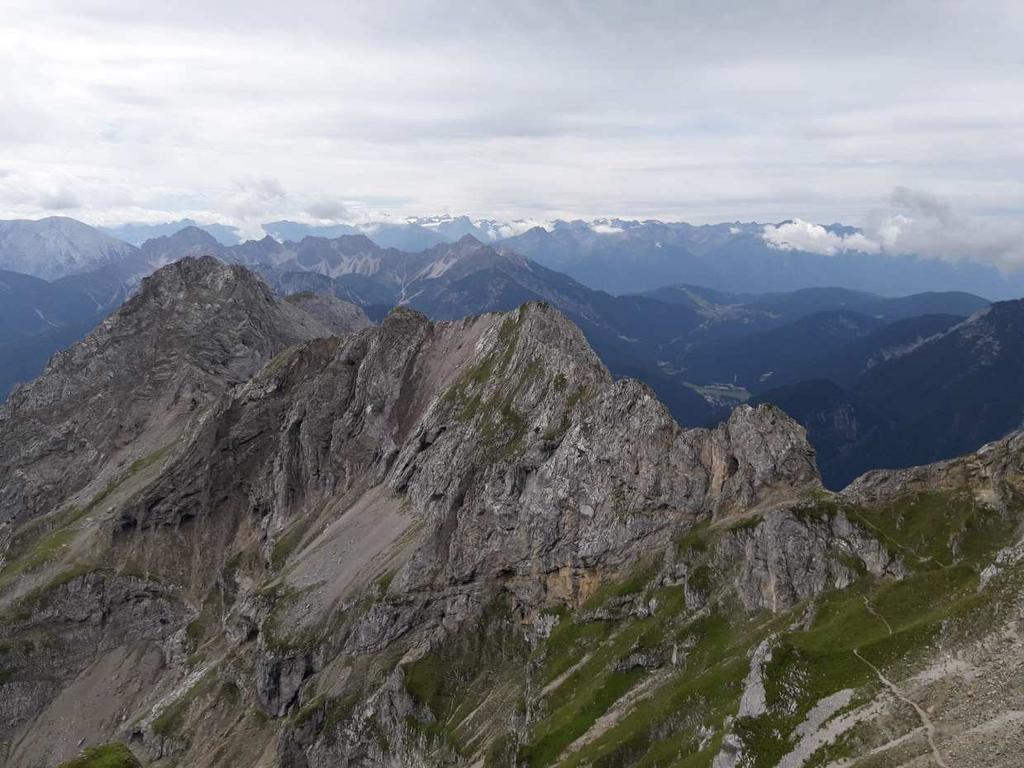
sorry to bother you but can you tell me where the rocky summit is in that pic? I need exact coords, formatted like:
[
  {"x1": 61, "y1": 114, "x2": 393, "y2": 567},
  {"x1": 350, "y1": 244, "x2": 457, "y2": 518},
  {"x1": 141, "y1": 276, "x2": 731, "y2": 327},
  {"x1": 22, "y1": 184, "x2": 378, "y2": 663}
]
[{"x1": 1, "y1": 258, "x2": 1023, "y2": 768}]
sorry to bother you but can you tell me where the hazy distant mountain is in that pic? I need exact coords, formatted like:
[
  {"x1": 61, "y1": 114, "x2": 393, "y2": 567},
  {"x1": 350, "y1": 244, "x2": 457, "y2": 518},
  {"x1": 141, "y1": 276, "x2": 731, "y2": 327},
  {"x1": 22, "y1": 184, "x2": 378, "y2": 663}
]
[
  {"x1": 0, "y1": 217, "x2": 136, "y2": 280},
  {"x1": 502, "y1": 219, "x2": 1024, "y2": 298},
  {"x1": 261, "y1": 220, "x2": 361, "y2": 241},
  {"x1": 134, "y1": 225, "x2": 225, "y2": 265},
  {"x1": 681, "y1": 310, "x2": 887, "y2": 392},
  {"x1": 737, "y1": 286, "x2": 988, "y2": 322},
  {"x1": 0, "y1": 268, "x2": 130, "y2": 398},
  {"x1": 793, "y1": 313, "x2": 965, "y2": 388},
  {"x1": 358, "y1": 221, "x2": 450, "y2": 251},
  {"x1": 854, "y1": 300, "x2": 1024, "y2": 463},
  {"x1": 643, "y1": 284, "x2": 987, "y2": 342},
  {"x1": 755, "y1": 300, "x2": 1024, "y2": 487},
  {"x1": 100, "y1": 218, "x2": 241, "y2": 246},
  {"x1": 264, "y1": 216, "x2": 525, "y2": 248},
  {"x1": 405, "y1": 215, "x2": 530, "y2": 242},
  {"x1": 0, "y1": 270, "x2": 101, "y2": 341},
  {"x1": 648, "y1": 287, "x2": 988, "y2": 392},
  {"x1": 38, "y1": 213, "x2": 1024, "y2": 299}
]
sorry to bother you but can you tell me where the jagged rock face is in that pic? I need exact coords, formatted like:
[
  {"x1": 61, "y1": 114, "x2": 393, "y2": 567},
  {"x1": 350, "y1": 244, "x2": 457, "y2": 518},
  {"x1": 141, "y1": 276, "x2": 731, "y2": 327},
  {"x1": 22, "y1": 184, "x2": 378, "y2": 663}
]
[
  {"x1": 0, "y1": 256, "x2": 359, "y2": 538},
  {"x1": 707, "y1": 510, "x2": 904, "y2": 613},
  {"x1": 0, "y1": 261, "x2": 828, "y2": 767},
  {"x1": 120, "y1": 301, "x2": 820, "y2": 621}
]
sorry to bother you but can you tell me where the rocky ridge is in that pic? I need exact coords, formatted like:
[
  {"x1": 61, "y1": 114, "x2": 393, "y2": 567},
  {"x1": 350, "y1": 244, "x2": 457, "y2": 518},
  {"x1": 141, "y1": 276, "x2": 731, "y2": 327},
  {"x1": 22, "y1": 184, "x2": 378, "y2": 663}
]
[{"x1": 0, "y1": 258, "x2": 1021, "y2": 767}]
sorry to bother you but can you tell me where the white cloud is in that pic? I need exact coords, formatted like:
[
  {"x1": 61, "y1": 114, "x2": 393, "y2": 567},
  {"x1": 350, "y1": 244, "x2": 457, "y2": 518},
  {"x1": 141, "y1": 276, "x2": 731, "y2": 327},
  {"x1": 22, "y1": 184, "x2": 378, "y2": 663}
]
[
  {"x1": 762, "y1": 219, "x2": 880, "y2": 256},
  {"x1": 760, "y1": 188, "x2": 1024, "y2": 270},
  {"x1": 591, "y1": 223, "x2": 625, "y2": 235}
]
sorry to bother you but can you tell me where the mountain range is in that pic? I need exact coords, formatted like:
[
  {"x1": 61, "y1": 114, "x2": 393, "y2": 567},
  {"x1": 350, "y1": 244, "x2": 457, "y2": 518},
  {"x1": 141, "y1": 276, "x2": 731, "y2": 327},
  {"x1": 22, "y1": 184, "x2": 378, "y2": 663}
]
[
  {"x1": 10, "y1": 214, "x2": 1024, "y2": 298},
  {"x1": 253, "y1": 216, "x2": 1024, "y2": 298},
  {"x1": 3, "y1": 216, "x2": 1024, "y2": 493},
  {"x1": 2, "y1": 256, "x2": 1023, "y2": 767}
]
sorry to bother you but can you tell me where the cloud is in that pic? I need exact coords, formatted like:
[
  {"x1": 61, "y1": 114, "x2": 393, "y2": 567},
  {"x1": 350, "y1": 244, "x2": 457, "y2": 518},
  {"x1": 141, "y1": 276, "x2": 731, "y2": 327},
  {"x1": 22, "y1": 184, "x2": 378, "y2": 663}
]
[
  {"x1": 221, "y1": 176, "x2": 289, "y2": 238},
  {"x1": 38, "y1": 186, "x2": 81, "y2": 210},
  {"x1": 241, "y1": 176, "x2": 286, "y2": 202},
  {"x1": 761, "y1": 188, "x2": 1024, "y2": 270},
  {"x1": 762, "y1": 219, "x2": 880, "y2": 256},
  {"x1": 862, "y1": 188, "x2": 1024, "y2": 269},
  {"x1": 305, "y1": 199, "x2": 349, "y2": 221},
  {"x1": 4, "y1": 2, "x2": 1024, "y2": 226}
]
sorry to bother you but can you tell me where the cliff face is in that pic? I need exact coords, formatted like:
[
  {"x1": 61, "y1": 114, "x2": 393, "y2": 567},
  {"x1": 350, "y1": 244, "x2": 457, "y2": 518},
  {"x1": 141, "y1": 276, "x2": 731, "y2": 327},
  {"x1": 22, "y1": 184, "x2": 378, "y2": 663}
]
[
  {"x1": 0, "y1": 256, "x2": 361, "y2": 543},
  {"x1": 1, "y1": 258, "x2": 1022, "y2": 768}
]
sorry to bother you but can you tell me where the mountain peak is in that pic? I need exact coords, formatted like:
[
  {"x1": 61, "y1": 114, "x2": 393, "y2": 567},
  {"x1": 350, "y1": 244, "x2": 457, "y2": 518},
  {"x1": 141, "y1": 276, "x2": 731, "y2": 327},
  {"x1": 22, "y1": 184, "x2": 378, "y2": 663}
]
[
  {"x1": 143, "y1": 225, "x2": 221, "y2": 250},
  {"x1": 0, "y1": 216, "x2": 136, "y2": 280},
  {"x1": 0, "y1": 256, "x2": 353, "y2": 527}
]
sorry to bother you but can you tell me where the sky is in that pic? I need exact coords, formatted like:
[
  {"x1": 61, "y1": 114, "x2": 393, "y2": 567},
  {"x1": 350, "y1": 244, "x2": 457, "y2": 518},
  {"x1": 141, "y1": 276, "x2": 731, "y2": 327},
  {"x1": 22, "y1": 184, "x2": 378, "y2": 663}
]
[{"x1": 2, "y1": 0, "x2": 1024, "y2": 261}]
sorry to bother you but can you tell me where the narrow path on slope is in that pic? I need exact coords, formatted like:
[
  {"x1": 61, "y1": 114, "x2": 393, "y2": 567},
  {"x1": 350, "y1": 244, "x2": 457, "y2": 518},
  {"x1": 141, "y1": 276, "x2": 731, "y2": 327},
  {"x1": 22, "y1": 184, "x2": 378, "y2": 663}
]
[
  {"x1": 853, "y1": 648, "x2": 949, "y2": 768},
  {"x1": 861, "y1": 595, "x2": 894, "y2": 636},
  {"x1": 851, "y1": 514, "x2": 953, "y2": 570}
]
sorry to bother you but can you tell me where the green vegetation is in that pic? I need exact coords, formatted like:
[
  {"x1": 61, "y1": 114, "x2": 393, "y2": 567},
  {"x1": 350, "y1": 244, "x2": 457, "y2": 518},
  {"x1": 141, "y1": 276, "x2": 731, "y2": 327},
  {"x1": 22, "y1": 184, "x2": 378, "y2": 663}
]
[
  {"x1": 127, "y1": 443, "x2": 174, "y2": 475},
  {"x1": 400, "y1": 597, "x2": 530, "y2": 755},
  {"x1": 2, "y1": 563, "x2": 99, "y2": 623},
  {"x1": 0, "y1": 526, "x2": 76, "y2": 588},
  {"x1": 440, "y1": 310, "x2": 545, "y2": 460},
  {"x1": 261, "y1": 345, "x2": 303, "y2": 377},
  {"x1": 731, "y1": 490, "x2": 1020, "y2": 766},
  {"x1": 404, "y1": 598, "x2": 529, "y2": 719},
  {"x1": 0, "y1": 460, "x2": 185, "y2": 589},
  {"x1": 508, "y1": 488, "x2": 1020, "y2": 767},
  {"x1": 57, "y1": 743, "x2": 141, "y2": 768},
  {"x1": 542, "y1": 384, "x2": 591, "y2": 441},
  {"x1": 259, "y1": 581, "x2": 345, "y2": 653}
]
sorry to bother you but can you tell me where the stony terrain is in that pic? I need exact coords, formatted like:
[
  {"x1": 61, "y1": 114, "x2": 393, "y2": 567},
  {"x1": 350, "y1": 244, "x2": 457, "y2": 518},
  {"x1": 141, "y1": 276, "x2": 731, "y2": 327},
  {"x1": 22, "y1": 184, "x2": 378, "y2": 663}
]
[{"x1": 0, "y1": 257, "x2": 1021, "y2": 767}]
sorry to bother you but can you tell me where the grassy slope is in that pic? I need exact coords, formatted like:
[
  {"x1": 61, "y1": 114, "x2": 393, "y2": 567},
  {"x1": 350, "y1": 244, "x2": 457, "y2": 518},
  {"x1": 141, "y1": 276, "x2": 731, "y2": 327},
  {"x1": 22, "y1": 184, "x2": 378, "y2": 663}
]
[
  {"x1": 57, "y1": 743, "x2": 141, "y2": 768},
  {"x1": 386, "y1": 489, "x2": 1021, "y2": 767}
]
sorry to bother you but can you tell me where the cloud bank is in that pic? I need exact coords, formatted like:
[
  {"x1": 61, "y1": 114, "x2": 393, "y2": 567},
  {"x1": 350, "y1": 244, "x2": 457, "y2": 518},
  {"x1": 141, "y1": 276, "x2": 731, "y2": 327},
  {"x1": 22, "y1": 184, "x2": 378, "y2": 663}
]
[
  {"x1": 762, "y1": 220, "x2": 880, "y2": 256},
  {"x1": 763, "y1": 188, "x2": 1024, "y2": 269}
]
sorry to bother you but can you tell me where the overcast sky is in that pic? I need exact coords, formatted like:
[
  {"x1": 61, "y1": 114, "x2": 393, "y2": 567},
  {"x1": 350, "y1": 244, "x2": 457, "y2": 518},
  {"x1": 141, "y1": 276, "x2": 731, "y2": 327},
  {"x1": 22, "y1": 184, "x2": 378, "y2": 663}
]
[{"x1": 2, "y1": 1, "x2": 1023, "y2": 245}]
